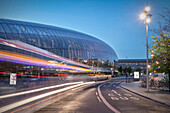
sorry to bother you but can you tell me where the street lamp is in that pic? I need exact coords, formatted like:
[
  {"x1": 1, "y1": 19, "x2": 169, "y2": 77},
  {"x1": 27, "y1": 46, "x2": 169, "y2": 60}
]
[{"x1": 140, "y1": 6, "x2": 152, "y2": 93}]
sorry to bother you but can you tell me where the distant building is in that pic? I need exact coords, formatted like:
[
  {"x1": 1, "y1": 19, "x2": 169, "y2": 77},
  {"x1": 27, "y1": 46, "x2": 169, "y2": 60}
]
[{"x1": 115, "y1": 59, "x2": 152, "y2": 73}]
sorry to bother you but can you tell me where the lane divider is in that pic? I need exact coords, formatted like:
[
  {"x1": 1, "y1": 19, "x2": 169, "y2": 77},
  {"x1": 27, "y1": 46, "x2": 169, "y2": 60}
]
[
  {"x1": 97, "y1": 96, "x2": 102, "y2": 102},
  {"x1": 0, "y1": 81, "x2": 83, "y2": 99},
  {"x1": 98, "y1": 83, "x2": 120, "y2": 113},
  {"x1": 0, "y1": 81, "x2": 95, "y2": 113},
  {"x1": 96, "y1": 92, "x2": 102, "y2": 102}
]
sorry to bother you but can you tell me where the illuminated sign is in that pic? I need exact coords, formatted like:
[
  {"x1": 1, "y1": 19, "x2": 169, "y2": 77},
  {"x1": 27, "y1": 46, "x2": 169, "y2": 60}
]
[
  {"x1": 134, "y1": 71, "x2": 139, "y2": 79},
  {"x1": 10, "y1": 73, "x2": 17, "y2": 85}
]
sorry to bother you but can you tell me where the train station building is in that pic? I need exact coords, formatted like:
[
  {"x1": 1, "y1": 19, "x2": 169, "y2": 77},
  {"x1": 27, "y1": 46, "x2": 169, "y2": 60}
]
[{"x1": 0, "y1": 19, "x2": 118, "y2": 74}]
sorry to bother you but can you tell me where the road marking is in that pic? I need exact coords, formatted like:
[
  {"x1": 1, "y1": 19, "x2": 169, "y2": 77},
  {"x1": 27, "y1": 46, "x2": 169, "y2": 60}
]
[
  {"x1": 97, "y1": 96, "x2": 102, "y2": 102},
  {"x1": 111, "y1": 97, "x2": 119, "y2": 100},
  {"x1": 114, "y1": 97, "x2": 119, "y2": 100},
  {"x1": 111, "y1": 94, "x2": 114, "y2": 96},
  {"x1": 0, "y1": 81, "x2": 95, "y2": 113},
  {"x1": 112, "y1": 90, "x2": 117, "y2": 94},
  {"x1": 0, "y1": 81, "x2": 84, "y2": 99},
  {"x1": 124, "y1": 97, "x2": 129, "y2": 100},
  {"x1": 130, "y1": 97, "x2": 139, "y2": 100},
  {"x1": 117, "y1": 94, "x2": 121, "y2": 96},
  {"x1": 119, "y1": 97, "x2": 128, "y2": 100},
  {"x1": 96, "y1": 92, "x2": 98, "y2": 96},
  {"x1": 120, "y1": 97, "x2": 124, "y2": 100},
  {"x1": 108, "y1": 94, "x2": 115, "y2": 97},
  {"x1": 111, "y1": 97, "x2": 115, "y2": 100},
  {"x1": 124, "y1": 94, "x2": 131, "y2": 96},
  {"x1": 98, "y1": 83, "x2": 120, "y2": 113}
]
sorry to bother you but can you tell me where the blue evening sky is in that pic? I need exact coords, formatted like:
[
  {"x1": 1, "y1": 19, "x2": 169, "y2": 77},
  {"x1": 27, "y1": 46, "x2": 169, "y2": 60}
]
[{"x1": 0, "y1": 0, "x2": 169, "y2": 59}]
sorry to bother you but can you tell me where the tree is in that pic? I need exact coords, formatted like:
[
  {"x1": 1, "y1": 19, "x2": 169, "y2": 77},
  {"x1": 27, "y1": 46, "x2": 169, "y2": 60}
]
[
  {"x1": 151, "y1": 8, "x2": 170, "y2": 33},
  {"x1": 150, "y1": 31, "x2": 170, "y2": 73},
  {"x1": 127, "y1": 66, "x2": 132, "y2": 74},
  {"x1": 150, "y1": 8, "x2": 170, "y2": 74},
  {"x1": 135, "y1": 68, "x2": 141, "y2": 73},
  {"x1": 118, "y1": 66, "x2": 123, "y2": 74},
  {"x1": 150, "y1": 7, "x2": 170, "y2": 91},
  {"x1": 123, "y1": 67, "x2": 127, "y2": 74}
]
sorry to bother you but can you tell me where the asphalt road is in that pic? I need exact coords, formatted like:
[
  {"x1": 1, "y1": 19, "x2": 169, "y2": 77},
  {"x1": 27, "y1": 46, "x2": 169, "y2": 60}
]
[{"x1": 35, "y1": 78, "x2": 170, "y2": 113}]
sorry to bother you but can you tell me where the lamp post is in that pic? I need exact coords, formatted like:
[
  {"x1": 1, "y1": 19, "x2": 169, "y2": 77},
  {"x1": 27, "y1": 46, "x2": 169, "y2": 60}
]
[{"x1": 140, "y1": 6, "x2": 152, "y2": 93}]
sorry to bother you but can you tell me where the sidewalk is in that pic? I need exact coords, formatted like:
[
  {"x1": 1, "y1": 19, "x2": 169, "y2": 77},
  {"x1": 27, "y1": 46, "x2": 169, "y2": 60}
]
[{"x1": 120, "y1": 81, "x2": 170, "y2": 107}]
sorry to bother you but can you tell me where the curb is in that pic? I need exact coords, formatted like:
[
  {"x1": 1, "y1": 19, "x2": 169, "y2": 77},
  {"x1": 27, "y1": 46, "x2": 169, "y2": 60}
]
[{"x1": 120, "y1": 85, "x2": 170, "y2": 107}]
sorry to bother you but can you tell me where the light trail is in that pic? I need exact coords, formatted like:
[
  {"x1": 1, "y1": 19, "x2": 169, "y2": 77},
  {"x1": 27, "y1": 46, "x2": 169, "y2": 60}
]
[
  {"x1": 0, "y1": 38, "x2": 91, "y2": 70},
  {"x1": 0, "y1": 81, "x2": 83, "y2": 99},
  {"x1": 0, "y1": 50, "x2": 91, "y2": 71},
  {"x1": 0, "y1": 72, "x2": 66, "y2": 78},
  {"x1": 0, "y1": 81, "x2": 95, "y2": 113}
]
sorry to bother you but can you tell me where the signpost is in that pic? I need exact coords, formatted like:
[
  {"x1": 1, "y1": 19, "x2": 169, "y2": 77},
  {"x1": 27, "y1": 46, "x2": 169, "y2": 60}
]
[
  {"x1": 10, "y1": 73, "x2": 17, "y2": 85},
  {"x1": 134, "y1": 71, "x2": 139, "y2": 81}
]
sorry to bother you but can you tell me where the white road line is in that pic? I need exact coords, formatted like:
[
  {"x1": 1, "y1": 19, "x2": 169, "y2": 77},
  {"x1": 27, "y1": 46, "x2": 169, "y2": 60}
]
[
  {"x1": 0, "y1": 81, "x2": 95, "y2": 113},
  {"x1": 111, "y1": 97, "x2": 119, "y2": 100},
  {"x1": 124, "y1": 94, "x2": 131, "y2": 96},
  {"x1": 117, "y1": 94, "x2": 121, "y2": 96},
  {"x1": 124, "y1": 97, "x2": 129, "y2": 100},
  {"x1": 111, "y1": 94, "x2": 114, "y2": 96},
  {"x1": 119, "y1": 97, "x2": 128, "y2": 100},
  {"x1": 96, "y1": 92, "x2": 98, "y2": 96},
  {"x1": 112, "y1": 90, "x2": 117, "y2": 94},
  {"x1": 130, "y1": 97, "x2": 139, "y2": 100},
  {"x1": 108, "y1": 93, "x2": 115, "y2": 97},
  {"x1": 120, "y1": 97, "x2": 123, "y2": 100},
  {"x1": 111, "y1": 97, "x2": 115, "y2": 100},
  {"x1": 98, "y1": 83, "x2": 120, "y2": 113},
  {"x1": 114, "y1": 97, "x2": 119, "y2": 100},
  {"x1": 97, "y1": 96, "x2": 102, "y2": 102},
  {"x1": 0, "y1": 81, "x2": 84, "y2": 99},
  {"x1": 120, "y1": 97, "x2": 126, "y2": 100}
]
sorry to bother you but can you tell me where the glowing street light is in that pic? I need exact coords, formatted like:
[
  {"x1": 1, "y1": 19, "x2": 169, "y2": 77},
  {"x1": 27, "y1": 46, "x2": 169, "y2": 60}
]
[
  {"x1": 140, "y1": 13, "x2": 146, "y2": 20},
  {"x1": 140, "y1": 6, "x2": 152, "y2": 93},
  {"x1": 145, "y1": 6, "x2": 151, "y2": 12},
  {"x1": 145, "y1": 18, "x2": 151, "y2": 24}
]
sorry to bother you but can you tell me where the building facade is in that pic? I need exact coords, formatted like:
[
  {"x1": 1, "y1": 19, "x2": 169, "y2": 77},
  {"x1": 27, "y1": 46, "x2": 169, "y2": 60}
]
[
  {"x1": 115, "y1": 59, "x2": 152, "y2": 74},
  {"x1": 0, "y1": 19, "x2": 117, "y2": 61},
  {"x1": 0, "y1": 19, "x2": 117, "y2": 75}
]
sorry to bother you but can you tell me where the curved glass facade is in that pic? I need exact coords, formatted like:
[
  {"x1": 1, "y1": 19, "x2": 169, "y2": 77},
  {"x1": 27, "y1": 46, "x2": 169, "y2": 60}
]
[{"x1": 0, "y1": 19, "x2": 117, "y2": 62}]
